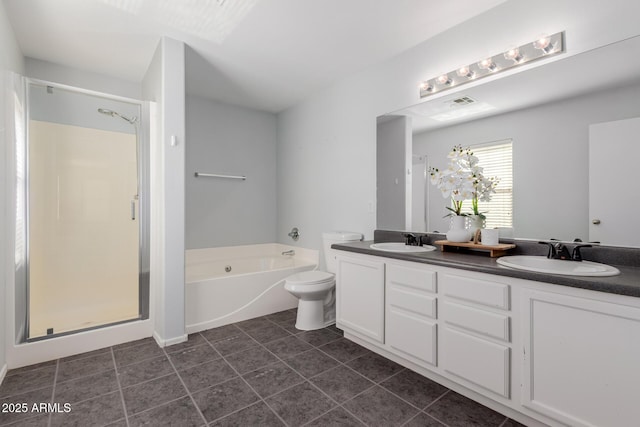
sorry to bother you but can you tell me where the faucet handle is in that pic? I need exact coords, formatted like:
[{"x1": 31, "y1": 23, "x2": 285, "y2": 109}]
[
  {"x1": 403, "y1": 233, "x2": 417, "y2": 246},
  {"x1": 538, "y1": 241, "x2": 557, "y2": 259},
  {"x1": 571, "y1": 244, "x2": 592, "y2": 261}
]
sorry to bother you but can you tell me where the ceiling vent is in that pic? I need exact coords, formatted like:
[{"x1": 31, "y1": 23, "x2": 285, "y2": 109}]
[{"x1": 448, "y1": 96, "x2": 476, "y2": 107}]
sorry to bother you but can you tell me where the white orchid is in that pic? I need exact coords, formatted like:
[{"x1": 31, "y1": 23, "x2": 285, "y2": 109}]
[{"x1": 429, "y1": 145, "x2": 499, "y2": 217}]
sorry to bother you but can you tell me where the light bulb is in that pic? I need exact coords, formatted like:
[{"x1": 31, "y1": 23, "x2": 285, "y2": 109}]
[
  {"x1": 420, "y1": 81, "x2": 434, "y2": 92},
  {"x1": 456, "y1": 66, "x2": 475, "y2": 79},
  {"x1": 503, "y1": 47, "x2": 523, "y2": 62},
  {"x1": 436, "y1": 74, "x2": 451, "y2": 85},
  {"x1": 478, "y1": 58, "x2": 497, "y2": 72},
  {"x1": 533, "y1": 35, "x2": 554, "y2": 53}
]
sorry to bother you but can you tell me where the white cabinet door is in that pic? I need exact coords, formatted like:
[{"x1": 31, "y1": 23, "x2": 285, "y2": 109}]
[
  {"x1": 385, "y1": 263, "x2": 438, "y2": 367},
  {"x1": 589, "y1": 117, "x2": 640, "y2": 246},
  {"x1": 521, "y1": 289, "x2": 640, "y2": 427},
  {"x1": 336, "y1": 255, "x2": 385, "y2": 343}
]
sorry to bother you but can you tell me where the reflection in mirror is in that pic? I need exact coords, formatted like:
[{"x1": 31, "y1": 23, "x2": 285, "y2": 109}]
[{"x1": 377, "y1": 35, "x2": 640, "y2": 247}]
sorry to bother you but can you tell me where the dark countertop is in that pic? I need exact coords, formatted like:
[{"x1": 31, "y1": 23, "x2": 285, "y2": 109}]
[{"x1": 332, "y1": 240, "x2": 640, "y2": 298}]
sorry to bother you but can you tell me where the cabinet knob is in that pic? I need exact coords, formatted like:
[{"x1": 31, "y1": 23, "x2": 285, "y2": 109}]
[{"x1": 592, "y1": 219, "x2": 601, "y2": 225}]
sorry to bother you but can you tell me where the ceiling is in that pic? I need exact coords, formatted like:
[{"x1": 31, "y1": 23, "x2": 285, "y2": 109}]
[{"x1": 4, "y1": 0, "x2": 507, "y2": 112}]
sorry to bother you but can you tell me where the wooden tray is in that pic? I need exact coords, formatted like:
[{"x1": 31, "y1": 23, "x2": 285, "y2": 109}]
[{"x1": 434, "y1": 240, "x2": 516, "y2": 258}]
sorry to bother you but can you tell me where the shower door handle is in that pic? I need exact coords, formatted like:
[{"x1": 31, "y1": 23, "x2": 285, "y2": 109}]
[{"x1": 130, "y1": 199, "x2": 136, "y2": 221}]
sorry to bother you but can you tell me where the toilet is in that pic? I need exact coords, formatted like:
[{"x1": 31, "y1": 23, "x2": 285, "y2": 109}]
[{"x1": 284, "y1": 231, "x2": 363, "y2": 330}]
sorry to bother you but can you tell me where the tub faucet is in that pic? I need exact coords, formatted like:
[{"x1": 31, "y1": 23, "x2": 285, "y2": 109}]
[{"x1": 282, "y1": 250, "x2": 295, "y2": 256}]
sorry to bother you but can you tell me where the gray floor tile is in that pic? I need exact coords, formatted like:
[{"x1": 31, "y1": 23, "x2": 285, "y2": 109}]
[
  {"x1": 60, "y1": 347, "x2": 111, "y2": 363},
  {"x1": 0, "y1": 387, "x2": 53, "y2": 425},
  {"x1": 318, "y1": 337, "x2": 370, "y2": 363},
  {"x1": 225, "y1": 346, "x2": 278, "y2": 375},
  {"x1": 284, "y1": 349, "x2": 340, "y2": 378},
  {"x1": 266, "y1": 309, "x2": 297, "y2": 323},
  {"x1": 0, "y1": 366, "x2": 56, "y2": 399},
  {"x1": 346, "y1": 352, "x2": 405, "y2": 383},
  {"x1": 342, "y1": 386, "x2": 419, "y2": 427},
  {"x1": 127, "y1": 396, "x2": 205, "y2": 427},
  {"x1": 404, "y1": 412, "x2": 447, "y2": 427},
  {"x1": 192, "y1": 377, "x2": 259, "y2": 422},
  {"x1": 116, "y1": 355, "x2": 174, "y2": 388},
  {"x1": 306, "y1": 406, "x2": 366, "y2": 426},
  {"x1": 2, "y1": 413, "x2": 50, "y2": 426},
  {"x1": 209, "y1": 401, "x2": 284, "y2": 426},
  {"x1": 244, "y1": 323, "x2": 291, "y2": 344},
  {"x1": 242, "y1": 361, "x2": 305, "y2": 398},
  {"x1": 425, "y1": 391, "x2": 507, "y2": 426},
  {"x1": 178, "y1": 358, "x2": 237, "y2": 394},
  {"x1": 121, "y1": 373, "x2": 187, "y2": 415},
  {"x1": 112, "y1": 337, "x2": 157, "y2": 351},
  {"x1": 235, "y1": 316, "x2": 273, "y2": 332},
  {"x1": 164, "y1": 333, "x2": 207, "y2": 354},
  {"x1": 211, "y1": 331, "x2": 258, "y2": 356},
  {"x1": 265, "y1": 382, "x2": 335, "y2": 427},
  {"x1": 309, "y1": 365, "x2": 374, "y2": 403},
  {"x1": 6, "y1": 360, "x2": 56, "y2": 377},
  {"x1": 264, "y1": 335, "x2": 313, "y2": 359},
  {"x1": 54, "y1": 369, "x2": 119, "y2": 404},
  {"x1": 57, "y1": 351, "x2": 115, "y2": 383},
  {"x1": 380, "y1": 369, "x2": 449, "y2": 409},
  {"x1": 501, "y1": 418, "x2": 528, "y2": 426},
  {"x1": 200, "y1": 324, "x2": 242, "y2": 344},
  {"x1": 167, "y1": 343, "x2": 220, "y2": 370},
  {"x1": 113, "y1": 341, "x2": 164, "y2": 368},
  {"x1": 50, "y1": 390, "x2": 124, "y2": 427},
  {"x1": 297, "y1": 329, "x2": 342, "y2": 347}
]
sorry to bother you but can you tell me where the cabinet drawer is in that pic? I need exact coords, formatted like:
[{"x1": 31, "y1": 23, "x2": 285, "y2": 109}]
[
  {"x1": 442, "y1": 274, "x2": 510, "y2": 310},
  {"x1": 387, "y1": 285, "x2": 437, "y2": 319},
  {"x1": 442, "y1": 327, "x2": 510, "y2": 398},
  {"x1": 387, "y1": 264, "x2": 437, "y2": 293},
  {"x1": 386, "y1": 308, "x2": 437, "y2": 367},
  {"x1": 443, "y1": 301, "x2": 510, "y2": 342}
]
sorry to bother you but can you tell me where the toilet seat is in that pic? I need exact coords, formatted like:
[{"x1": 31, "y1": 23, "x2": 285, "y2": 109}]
[{"x1": 285, "y1": 271, "x2": 334, "y2": 286}]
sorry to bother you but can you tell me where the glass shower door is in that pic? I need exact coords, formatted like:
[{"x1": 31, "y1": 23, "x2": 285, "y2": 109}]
[{"x1": 27, "y1": 83, "x2": 142, "y2": 339}]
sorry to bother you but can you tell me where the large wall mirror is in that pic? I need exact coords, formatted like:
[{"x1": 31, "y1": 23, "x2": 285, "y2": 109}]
[{"x1": 377, "y1": 35, "x2": 640, "y2": 247}]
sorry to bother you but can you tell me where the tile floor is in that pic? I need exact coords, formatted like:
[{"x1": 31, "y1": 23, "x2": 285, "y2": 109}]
[{"x1": 0, "y1": 309, "x2": 526, "y2": 426}]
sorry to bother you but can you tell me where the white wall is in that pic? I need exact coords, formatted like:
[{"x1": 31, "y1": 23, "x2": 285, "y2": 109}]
[
  {"x1": 0, "y1": 0, "x2": 24, "y2": 379},
  {"x1": 276, "y1": 0, "x2": 640, "y2": 253},
  {"x1": 142, "y1": 38, "x2": 186, "y2": 346},
  {"x1": 186, "y1": 95, "x2": 277, "y2": 249},
  {"x1": 415, "y1": 82, "x2": 640, "y2": 241}
]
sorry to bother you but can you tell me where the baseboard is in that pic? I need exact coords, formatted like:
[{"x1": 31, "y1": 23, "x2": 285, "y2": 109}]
[
  {"x1": 153, "y1": 331, "x2": 188, "y2": 348},
  {"x1": 0, "y1": 363, "x2": 7, "y2": 387}
]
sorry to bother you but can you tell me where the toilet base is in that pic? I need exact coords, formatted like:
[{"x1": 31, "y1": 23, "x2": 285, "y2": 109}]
[{"x1": 294, "y1": 299, "x2": 336, "y2": 331}]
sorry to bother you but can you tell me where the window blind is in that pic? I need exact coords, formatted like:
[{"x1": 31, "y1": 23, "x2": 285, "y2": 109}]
[{"x1": 471, "y1": 140, "x2": 513, "y2": 229}]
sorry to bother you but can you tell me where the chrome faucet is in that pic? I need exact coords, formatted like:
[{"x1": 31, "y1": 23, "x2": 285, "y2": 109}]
[{"x1": 282, "y1": 249, "x2": 295, "y2": 256}]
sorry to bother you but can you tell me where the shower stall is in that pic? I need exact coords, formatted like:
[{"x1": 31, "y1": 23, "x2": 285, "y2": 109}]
[{"x1": 16, "y1": 80, "x2": 149, "y2": 341}]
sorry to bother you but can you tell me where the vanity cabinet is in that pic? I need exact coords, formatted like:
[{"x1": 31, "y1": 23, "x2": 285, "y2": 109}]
[
  {"x1": 385, "y1": 262, "x2": 438, "y2": 367},
  {"x1": 335, "y1": 249, "x2": 640, "y2": 427},
  {"x1": 521, "y1": 288, "x2": 640, "y2": 426},
  {"x1": 335, "y1": 255, "x2": 385, "y2": 344}
]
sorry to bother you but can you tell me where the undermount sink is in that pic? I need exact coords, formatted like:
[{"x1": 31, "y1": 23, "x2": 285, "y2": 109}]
[
  {"x1": 496, "y1": 255, "x2": 620, "y2": 277},
  {"x1": 369, "y1": 242, "x2": 437, "y2": 253}
]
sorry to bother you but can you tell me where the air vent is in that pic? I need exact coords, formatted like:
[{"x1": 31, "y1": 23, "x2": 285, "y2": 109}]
[{"x1": 450, "y1": 96, "x2": 476, "y2": 106}]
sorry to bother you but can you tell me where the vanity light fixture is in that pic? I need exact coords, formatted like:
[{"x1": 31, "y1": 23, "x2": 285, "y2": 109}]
[{"x1": 419, "y1": 31, "x2": 564, "y2": 98}]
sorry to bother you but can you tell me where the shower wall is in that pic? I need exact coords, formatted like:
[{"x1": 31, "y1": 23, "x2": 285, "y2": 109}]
[{"x1": 185, "y1": 95, "x2": 277, "y2": 249}]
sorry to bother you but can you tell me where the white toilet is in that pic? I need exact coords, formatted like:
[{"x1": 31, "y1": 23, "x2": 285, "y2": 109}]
[{"x1": 284, "y1": 231, "x2": 363, "y2": 330}]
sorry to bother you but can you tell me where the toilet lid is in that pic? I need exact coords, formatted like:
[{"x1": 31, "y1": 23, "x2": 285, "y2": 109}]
[{"x1": 285, "y1": 271, "x2": 334, "y2": 286}]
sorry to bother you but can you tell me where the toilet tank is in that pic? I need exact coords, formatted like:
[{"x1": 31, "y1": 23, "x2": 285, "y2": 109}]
[{"x1": 323, "y1": 231, "x2": 363, "y2": 273}]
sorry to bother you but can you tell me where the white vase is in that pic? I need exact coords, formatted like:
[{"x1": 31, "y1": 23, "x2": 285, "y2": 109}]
[
  {"x1": 468, "y1": 215, "x2": 485, "y2": 234},
  {"x1": 446, "y1": 216, "x2": 472, "y2": 242}
]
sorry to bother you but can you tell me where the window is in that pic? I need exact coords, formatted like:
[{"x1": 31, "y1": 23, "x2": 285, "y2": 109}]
[{"x1": 471, "y1": 140, "x2": 513, "y2": 229}]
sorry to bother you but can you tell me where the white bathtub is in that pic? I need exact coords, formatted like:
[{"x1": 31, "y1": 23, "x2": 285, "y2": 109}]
[{"x1": 185, "y1": 243, "x2": 318, "y2": 333}]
